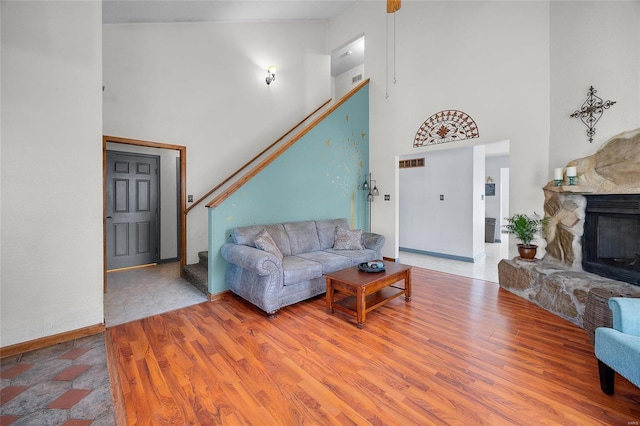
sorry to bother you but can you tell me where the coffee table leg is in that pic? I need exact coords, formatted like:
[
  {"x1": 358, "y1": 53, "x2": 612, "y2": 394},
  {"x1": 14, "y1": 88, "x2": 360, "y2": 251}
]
[
  {"x1": 405, "y1": 270, "x2": 412, "y2": 301},
  {"x1": 356, "y1": 287, "x2": 365, "y2": 328},
  {"x1": 326, "y1": 278, "x2": 334, "y2": 313}
]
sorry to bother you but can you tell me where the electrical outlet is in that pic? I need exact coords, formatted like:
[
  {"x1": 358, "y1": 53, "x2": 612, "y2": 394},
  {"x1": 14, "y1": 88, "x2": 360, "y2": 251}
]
[
  {"x1": 384, "y1": 194, "x2": 390, "y2": 201},
  {"x1": 440, "y1": 195, "x2": 444, "y2": 201},
  {"x1": 188, "y1": 195, "x2": 194, "y2": 202}
]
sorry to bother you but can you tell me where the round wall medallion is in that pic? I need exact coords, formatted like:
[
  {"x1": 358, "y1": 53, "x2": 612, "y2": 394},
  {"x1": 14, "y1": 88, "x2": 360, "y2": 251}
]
[{"x1": 414, "y1": 110, "x2": 479, "y2": 147}]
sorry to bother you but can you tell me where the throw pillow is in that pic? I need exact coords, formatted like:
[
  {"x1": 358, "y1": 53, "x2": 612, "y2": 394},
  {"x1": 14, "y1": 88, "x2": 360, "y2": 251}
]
[
  {"x1": 333, "y1": 227, "x2": 364, "y2": 250},
  {"x1": 254, "y1": 229, "x2": 283, "y2": 260}
]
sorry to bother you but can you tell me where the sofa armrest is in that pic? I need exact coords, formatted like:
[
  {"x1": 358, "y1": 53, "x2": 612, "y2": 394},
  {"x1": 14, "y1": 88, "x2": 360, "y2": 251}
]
[
  {"x1": 609, "y1": 297, "x2": 640, "y2": 337},
  {"x1": 221, "y1": 243, "x2": 282, "y2": 276},
  {"x1": 362, "y1": 232, "x2": 385, "y2": 257}
]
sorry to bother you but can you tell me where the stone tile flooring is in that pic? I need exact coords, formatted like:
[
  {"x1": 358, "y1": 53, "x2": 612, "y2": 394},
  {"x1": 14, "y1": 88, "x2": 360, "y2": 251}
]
[{"x1": 0, "y1": 333, "x2": 115, "y2": 425}]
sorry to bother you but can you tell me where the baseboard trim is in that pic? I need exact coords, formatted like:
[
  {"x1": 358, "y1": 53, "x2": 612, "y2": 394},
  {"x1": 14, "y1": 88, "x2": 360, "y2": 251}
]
[
  {"x1": 208, "y1": 289, "x2": 232, "y2": 302},
  {"x1": 399, "y1": 247, "x2": 476, "y2": 263},
  {"x1": 0, "y1": 323, "x2": 105, "y2": 359}
]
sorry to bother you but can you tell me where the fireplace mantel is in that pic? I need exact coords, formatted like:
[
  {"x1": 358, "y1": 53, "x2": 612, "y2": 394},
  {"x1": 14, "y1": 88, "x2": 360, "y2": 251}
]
[{"x1": 544, "y1": 185, "x2": 595, "y2": 194}]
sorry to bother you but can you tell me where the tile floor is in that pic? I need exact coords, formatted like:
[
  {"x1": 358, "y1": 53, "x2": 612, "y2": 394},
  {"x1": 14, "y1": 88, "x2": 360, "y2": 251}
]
[
  {"x1": 399, "y1": 236, "x2": 509, "y2": 283},
  {"x1": 0, "y1": 333, "x2": 115, "y2": 425},
  {"x1": 104, "y1": 262, "x2": 207, "y2": 327}
]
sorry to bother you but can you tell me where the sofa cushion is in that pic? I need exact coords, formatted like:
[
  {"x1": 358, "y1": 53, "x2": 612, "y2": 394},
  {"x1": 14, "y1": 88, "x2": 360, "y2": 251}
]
[
  {"x1": 232, "y1": 223, "x2": 292, "y2": 256},
  {"x1": 282, "y1": 256, "x2": 323, "y2": 286},
  {"x1": 284, "y1": 221, "x2": 321, "y2": 255},
  {"x1": 324, "y1": 248, "x2": 377, "y2": 265},
  {"x1": 296, "y1": 251, "x2": 351, "y2": 274},
  {"x1": 333, "y1": 227, "x2": 364, "y2": 250},
  {"x1": 254, "y1": 229, "x2": 283, "y2": 260},
  {"x1": 316, "y1": 218, "x2": 349, "y2": 250}
]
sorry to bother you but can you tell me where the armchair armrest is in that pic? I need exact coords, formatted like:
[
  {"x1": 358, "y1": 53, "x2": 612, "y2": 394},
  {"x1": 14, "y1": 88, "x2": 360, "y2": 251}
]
[
  {"x1": 362, "y1": 232, "x2": 385, "y2": 259},
  {"x1": 221, "y1": 243, "x2": 282, "y2": 276},
  {"x1": 609, "y1": 297, "x2": 640, "y2": 337},
  {"x1": 362, "y1": 232, "x2": 385, "y2": 254}
]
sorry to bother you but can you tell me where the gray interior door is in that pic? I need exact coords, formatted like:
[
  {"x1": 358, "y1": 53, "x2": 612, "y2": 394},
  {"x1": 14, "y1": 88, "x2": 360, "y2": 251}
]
[{"x1": 106, "y1": 151, "x2": 159, "y2": 270}]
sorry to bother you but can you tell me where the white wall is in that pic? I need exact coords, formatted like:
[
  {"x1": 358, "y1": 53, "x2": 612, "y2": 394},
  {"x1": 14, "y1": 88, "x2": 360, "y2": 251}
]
[
  {"x1": 106, "y1": 142, "x2": 180, "y2": 260},
  {"x1": 550, "y1": 1, "x2": 640, "y2": 173},
  {"x1": 334, "y1": 63, "x2": 365, "y2": 100},
  {"x1": 103, "y1": 21, "x2": 331, "y2": 263},
  {"x1": 472, "y1": 145, "x2": 486, "y2": 256},
  {"x1": 485, "y1": 154, "x2": 510, "y2": 232},
  {"x1": 1, "y1": 1, "x2": 103, "y2": 347},
  {"x1": 399, "y1": 146, "x2": 484, "y2": 260},
  {"x1": 330, "y1": 1, "x2": 551, "y2": 260}
]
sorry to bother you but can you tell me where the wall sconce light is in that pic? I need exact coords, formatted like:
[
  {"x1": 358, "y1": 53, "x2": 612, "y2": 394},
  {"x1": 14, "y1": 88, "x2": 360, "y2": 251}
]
[
  {"x1": 362, "y1": 172, "x2": 379, "y2": 231},
  {"x1": 362, "y1": 173, "x2": 379, "y2": 201},
  {"x1": 265, "y1": 66, "x2": 276, "y2": 85},
  {"x1": 371, "y1": 180, "x2": 379, "y2": 197}
]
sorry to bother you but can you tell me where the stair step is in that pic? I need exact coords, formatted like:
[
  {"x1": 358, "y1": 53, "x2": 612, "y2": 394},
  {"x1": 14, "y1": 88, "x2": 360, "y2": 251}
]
[
  {"x1": 182, "y1": 262, "x2": 208, "y2": 295},
  {"x1": 198, "y1": 251, "x2": 208, "y2": 267}
]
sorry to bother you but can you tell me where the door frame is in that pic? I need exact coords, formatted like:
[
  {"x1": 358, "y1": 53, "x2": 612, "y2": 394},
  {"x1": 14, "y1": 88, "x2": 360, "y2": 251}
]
[{"x1": 103, "y1": 135, "x2": 187, "y2": 293}]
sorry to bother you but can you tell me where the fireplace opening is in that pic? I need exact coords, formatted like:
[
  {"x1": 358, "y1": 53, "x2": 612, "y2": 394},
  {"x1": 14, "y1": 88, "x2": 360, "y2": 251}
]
[{"x1": 582, "y1": 194, "x2": 640, "y2": 286}]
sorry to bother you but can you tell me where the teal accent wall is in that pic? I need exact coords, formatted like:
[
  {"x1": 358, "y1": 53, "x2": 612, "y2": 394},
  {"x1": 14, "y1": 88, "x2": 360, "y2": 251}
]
[{"x1": 208, "y1": 85, "x2": 369, "y2": 294}]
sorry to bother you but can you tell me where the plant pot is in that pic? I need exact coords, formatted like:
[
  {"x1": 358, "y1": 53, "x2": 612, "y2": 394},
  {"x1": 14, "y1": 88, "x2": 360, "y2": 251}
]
[{"x1": 517, "y1": 244, "x2": 538, "y2": 260}]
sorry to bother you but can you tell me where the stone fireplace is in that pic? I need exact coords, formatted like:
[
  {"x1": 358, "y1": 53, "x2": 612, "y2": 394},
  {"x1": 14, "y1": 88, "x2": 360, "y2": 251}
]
[
  {"x1": 498, "y1": 128, "x2": 640, "y2": 327},
  {"x1": 543, "y1": 128, "x2": 640, "y2": 279}
]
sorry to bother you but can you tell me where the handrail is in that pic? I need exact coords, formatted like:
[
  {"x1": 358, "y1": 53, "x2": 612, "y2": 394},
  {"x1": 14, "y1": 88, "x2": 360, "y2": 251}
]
[
  {"x1": 185, "y1": 98, "x2": 332, "y2": 214},
  {"x1": 206, "y1": 79, "x2": 370, "y2": 209}
]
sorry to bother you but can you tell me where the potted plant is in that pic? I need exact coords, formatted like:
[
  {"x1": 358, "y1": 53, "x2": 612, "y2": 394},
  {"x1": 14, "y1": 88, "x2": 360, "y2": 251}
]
[{"x1": 504, "y1": 213, "x2": 548, "y2": 260}]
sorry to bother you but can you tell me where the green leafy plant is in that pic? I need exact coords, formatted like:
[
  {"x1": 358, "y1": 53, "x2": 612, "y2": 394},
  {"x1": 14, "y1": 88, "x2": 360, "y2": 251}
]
[{"x1": 503, "y1": 213, "x2": 548, "y2": 247}]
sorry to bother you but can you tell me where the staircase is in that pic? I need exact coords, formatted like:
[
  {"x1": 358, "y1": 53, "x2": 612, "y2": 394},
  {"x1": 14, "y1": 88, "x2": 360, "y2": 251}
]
[
  {"x1": 182, "y1": 251, "x2": 208, "y2": 295},
  {"x1": 180, "y1": 80, "x2": 371, "y2": 297}
]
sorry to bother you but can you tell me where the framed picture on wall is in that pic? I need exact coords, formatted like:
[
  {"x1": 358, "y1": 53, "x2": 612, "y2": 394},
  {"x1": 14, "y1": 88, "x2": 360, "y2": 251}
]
[{"x1": 485, "y1": 183, "x2": 496, "y2": 196}]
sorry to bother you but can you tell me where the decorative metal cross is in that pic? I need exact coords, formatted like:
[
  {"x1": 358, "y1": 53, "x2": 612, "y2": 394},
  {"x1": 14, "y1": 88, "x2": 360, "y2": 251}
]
[{"x1": 570, "y1": 86, "x2": 616, "y2": 143}]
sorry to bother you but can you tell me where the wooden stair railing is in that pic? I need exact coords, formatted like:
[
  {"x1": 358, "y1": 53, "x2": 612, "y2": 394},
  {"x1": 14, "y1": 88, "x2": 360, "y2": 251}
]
[
  {"x1": 185, "y1": 98, "x2": 332, "y2": 214},
  {"x1": 206, "y1": 79, "x2": 370, "y2": 209}
]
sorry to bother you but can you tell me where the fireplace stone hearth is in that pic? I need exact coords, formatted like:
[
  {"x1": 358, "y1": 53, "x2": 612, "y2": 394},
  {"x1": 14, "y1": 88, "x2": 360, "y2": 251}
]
[{"x1": 498, "y1": 128, "x2": 640, "y2": 327}]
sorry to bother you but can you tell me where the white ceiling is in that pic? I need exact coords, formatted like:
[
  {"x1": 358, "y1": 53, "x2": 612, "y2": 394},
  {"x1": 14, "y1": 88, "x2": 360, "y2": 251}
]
[{"x1": 102, "y1": 0, "x2": 356, "y2": 24}]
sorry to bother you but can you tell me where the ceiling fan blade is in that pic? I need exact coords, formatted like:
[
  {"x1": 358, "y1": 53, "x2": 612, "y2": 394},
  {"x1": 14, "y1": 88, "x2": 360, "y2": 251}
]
[{"x1": 387, "y1": 0, "x2": 401, "y2": 13}]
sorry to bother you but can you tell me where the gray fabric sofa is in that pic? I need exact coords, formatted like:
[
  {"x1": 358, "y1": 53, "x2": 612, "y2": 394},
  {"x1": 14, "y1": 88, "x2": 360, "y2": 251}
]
[{"x1": 220, "y1": 218, "x2": 385, "y2": 317}]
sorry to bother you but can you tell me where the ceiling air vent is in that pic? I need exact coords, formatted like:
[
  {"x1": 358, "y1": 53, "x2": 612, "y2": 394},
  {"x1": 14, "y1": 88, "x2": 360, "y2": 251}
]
[{"x1": 352, "y1": 74, "x2": 363, "y2": 84}]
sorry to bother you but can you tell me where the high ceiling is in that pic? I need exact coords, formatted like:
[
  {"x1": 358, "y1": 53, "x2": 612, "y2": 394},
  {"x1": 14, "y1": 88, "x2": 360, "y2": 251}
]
[{"x1": 102, "y1": 0, "x2": 357, "y2": 24}]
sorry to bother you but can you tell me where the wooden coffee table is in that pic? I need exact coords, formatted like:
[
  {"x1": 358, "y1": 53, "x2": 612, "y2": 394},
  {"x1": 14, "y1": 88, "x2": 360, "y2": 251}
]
[{"x1": 325, "y1": 262, "x2": 411, "y2": 328}]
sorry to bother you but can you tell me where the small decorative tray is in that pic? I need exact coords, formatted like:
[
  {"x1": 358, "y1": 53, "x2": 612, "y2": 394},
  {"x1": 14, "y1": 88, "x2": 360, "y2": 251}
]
[{"x1": 358, "y1": 262, "x2": 386, "y2": 273}]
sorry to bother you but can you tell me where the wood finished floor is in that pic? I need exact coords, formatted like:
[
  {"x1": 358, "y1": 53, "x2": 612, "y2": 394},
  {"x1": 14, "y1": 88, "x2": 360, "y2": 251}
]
[{"x1": 107, "y1": 267, "x2": 640, "y2": 425}]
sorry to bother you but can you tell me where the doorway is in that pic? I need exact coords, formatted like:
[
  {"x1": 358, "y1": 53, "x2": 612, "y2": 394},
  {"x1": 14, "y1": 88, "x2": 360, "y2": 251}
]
[
  {"x1": 102, "y1": 135, "x2": 187, "y2": 292},
  {"x1": 397, "y1": 141, "x2": 510, "y2": 282}
]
